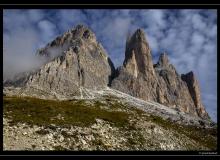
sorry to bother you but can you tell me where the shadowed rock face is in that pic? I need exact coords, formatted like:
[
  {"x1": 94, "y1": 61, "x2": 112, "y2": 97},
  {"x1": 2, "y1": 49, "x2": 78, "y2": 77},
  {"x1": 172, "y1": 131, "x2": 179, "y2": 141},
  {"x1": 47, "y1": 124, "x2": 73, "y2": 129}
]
[
  {"x1": 111, "y1": 28, "x2": 210, "y2": 120},
  {"x1": 181, "y1": 72, "x2": 210, "y2": 119}
]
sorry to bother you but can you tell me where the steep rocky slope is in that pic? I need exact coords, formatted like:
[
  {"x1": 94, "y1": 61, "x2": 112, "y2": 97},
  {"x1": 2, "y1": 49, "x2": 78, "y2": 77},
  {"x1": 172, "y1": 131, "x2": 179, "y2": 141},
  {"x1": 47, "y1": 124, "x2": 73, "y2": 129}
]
[{"x1": 3, "y1": 88, "x2": 217, "y2": 151}]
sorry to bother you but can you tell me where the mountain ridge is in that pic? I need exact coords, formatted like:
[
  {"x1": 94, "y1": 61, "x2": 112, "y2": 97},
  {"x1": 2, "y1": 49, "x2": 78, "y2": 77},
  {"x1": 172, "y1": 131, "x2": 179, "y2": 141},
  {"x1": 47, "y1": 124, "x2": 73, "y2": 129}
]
[
  {"x1": 111, "y1": 27, "x2": 210, "y2": 120},
  {"x1": 3, "y1": 24, "x2": 211, "y2": 121}
]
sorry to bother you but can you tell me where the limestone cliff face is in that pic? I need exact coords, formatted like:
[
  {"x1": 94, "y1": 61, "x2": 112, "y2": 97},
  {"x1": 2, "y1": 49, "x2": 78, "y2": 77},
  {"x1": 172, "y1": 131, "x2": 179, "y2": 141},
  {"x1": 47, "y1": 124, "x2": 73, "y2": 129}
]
[
  {"x1": 112, "y1": 29, "x2": 158, "y2": 102},
  {"x1": 154, "y1": 53, "x2": 197, "y2": 116},
  {"x1": 111, "y1": 29, "x2": 209, "y2": 120},
  {"x1": 124, "y1": 29, "x2": 155, "y2": 76},
  {"x1": 5, "y1": 25, "x2": 115, "y2": 99}
]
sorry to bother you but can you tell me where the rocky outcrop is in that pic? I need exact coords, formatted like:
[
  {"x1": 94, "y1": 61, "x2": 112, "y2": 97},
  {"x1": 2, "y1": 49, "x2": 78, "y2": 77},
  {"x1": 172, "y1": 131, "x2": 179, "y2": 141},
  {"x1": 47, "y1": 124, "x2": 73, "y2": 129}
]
[
  {"x1": 181, "y1": 72, "x2": 210, "y2": 119},
  {"x1": 5, "y1": 25, "x2": 115, "y2": 99},
  {"x1": 124, "y1": 29, "x2": 155, "y2": 76},
  {"x1": 111, "y1": 29, "x2": 209, "y2": 120},
  {"x1": 111, "y1": 29, "x2": 158, "y2": 102},
  {"x1": 154, "y1": 53, "x2": 198, "y2": 116}
]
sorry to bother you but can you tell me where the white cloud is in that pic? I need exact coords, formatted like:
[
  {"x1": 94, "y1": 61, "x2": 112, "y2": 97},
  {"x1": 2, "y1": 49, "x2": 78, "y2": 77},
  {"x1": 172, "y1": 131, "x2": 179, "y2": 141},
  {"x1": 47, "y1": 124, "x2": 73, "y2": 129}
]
[
  {"x1": 27, "y1": 9, "x2": 44, "y2": 22},
  {"x1": 38, "y1": 20, "x2": 57, "y2": 44},
  {"x1": 191, "y1": 32, "x2": 205, "y2": 47},
  {"x1": 57, "y1": 10, "x2": 87, "y2": 32},
  {"x1": 192, "y1": 14, "x2": 207, "y2": 31},
  {"x1": 3, "y1": 27, "x2": 43, "y2": 80}
]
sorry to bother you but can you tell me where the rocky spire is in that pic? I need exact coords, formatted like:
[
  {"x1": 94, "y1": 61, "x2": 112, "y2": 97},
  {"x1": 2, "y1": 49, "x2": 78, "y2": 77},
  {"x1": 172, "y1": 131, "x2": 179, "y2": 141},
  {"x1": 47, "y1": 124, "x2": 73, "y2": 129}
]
[
  {"x1": 112, "y1": 28, "x2": 210, "y2": 120},
  {"x1": 123, "y1": 28, "x2": 155, "y2": 76},
  {"x1": 157, "y1": 52, "x2": 169, "y2": 68},
  {"x1": 181, "y1": 71, "x2": 210, "y2": 119}
]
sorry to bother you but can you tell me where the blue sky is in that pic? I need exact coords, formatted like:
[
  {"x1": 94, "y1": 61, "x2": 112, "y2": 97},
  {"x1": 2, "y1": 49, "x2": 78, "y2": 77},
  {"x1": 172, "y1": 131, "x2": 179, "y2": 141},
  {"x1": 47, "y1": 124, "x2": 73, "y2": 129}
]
[{"x1": 3, "y1": 9, "x2": 217, "y2": 122}]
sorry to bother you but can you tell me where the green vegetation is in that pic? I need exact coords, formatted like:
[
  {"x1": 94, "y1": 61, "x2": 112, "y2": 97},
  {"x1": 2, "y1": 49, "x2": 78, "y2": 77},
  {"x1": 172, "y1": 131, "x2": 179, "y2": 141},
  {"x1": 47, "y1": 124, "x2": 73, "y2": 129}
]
[
  {"x1": 3, "y1": 96, "x2": 130, "y2": 128},
  {"x1": 3, "y1": 95, "x2": 217, "y2": 150}
]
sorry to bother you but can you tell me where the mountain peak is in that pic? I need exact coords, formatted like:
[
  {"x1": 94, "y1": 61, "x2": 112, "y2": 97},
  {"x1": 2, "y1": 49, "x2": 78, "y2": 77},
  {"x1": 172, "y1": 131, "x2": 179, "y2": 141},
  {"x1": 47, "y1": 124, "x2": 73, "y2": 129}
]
[
  {"x1": 181, "y1": 71, "x2": 210, "y2": 119},
  {"x1": 158, "y1": 52, "x2": 169, "y2": 67},
  {"x1": 7, "y1": 24, "x2": 115, "y2": 99},
  {"x1": 69, "y1": 24, "x2": 96, "y2": 41},
  {"x1": 185, "y1": 71, "x2": 194, "y2": 77},
  {"x1": 132, "y1": 28, "x2": 146, "y2": 41},
  {"x1": 74, "y1": 24, "x2": 87, "y2": 30},
  {"x1": 124, "y1": 28, "x2": 154, "y2": 76},
  {"x1": 181, "y1": 71, "x2": 196, "y2": 84},
  {"x1": 37, "y1": 24, "x2": 96, "y2": 59}
]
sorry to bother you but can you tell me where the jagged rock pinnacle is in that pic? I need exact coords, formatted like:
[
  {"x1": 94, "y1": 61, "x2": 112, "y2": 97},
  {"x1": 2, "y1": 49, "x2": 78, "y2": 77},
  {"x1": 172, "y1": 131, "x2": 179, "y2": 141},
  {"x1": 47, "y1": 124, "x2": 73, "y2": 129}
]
[
  {"x1": 124, "y1": 28, "x2": 154, "y2": 76},
  {"x1": 112, "y1": 28, "x2": 210, "y2": 120},
  {"x1": 157, "y1": 52, "x2": 169, "y2": 67},
  {"x1": 131, "y1": 28, "x2": 147, "y2": 42}
]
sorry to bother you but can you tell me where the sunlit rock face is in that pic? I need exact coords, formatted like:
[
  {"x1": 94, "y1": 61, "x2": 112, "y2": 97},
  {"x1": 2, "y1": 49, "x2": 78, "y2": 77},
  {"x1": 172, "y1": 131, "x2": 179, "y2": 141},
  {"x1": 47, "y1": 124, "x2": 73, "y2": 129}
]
[
  {"x1": 111, "y1": 28, "x2": 209, "y2": 120},
  {"x1": 4, "y1": 24, "x2": 115, "y2": 99}
]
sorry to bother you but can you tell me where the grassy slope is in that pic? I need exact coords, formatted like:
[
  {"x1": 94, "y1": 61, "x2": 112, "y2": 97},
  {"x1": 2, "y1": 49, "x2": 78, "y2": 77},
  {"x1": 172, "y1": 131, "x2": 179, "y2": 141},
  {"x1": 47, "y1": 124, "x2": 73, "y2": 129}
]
[
  {"x1": 3, "y1": 96, "x2": 217, "y2": 150},
  {"x1": 3, "y1": 96, "x2": 130, "y2": 128}
]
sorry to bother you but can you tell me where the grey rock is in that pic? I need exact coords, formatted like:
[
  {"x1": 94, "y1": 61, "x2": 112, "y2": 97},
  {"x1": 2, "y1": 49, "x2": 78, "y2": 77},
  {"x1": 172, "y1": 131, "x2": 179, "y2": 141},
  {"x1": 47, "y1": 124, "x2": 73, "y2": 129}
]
[
  {"x1": 111, "y1": 28, "x2": 210, "y2": 120},
  {"x1": 5, "y1": 24, "x2": 115, "y2": 99}
]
